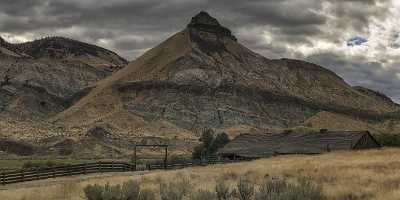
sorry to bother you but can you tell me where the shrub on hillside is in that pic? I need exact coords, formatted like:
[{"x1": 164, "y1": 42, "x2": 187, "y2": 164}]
[
  {"x1": 83, "y1": 180, "x2": 143, "y2": 200},
  {"x1": 192, "y1": 189, "x2": 217, "y2": 200},
  {"x1": 192, "y1": 128, "x2": 230, "y2": 160},
  {"x1": 159, "y1": 177, "x2": 192, "y2": 200},
  {"x1": 255, "y1": 178, "x2": 326, "y2": 200},
  {"x1": 237, "y1": 178, "x2": 254, "y2": 200},
  {"x1": 22, "y1": 160, "x2": 58, "y2": 169},
  {"x1": 84, "y1": 184, "x2": 103, "y2": 200},
  {"x1": 215, "y1": 179, "x2": 231, "y2": 200},
  {"x1": 138, "y1": 189, "x2": 156, "y2": 200},
  {"x1": 377, "y1": 134, "x2": 400, "y2": 147}
]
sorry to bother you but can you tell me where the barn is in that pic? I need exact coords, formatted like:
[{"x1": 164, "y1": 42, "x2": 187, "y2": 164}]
[{"x1": 217, "y1": 130, "x2": 381, "y2": 160}]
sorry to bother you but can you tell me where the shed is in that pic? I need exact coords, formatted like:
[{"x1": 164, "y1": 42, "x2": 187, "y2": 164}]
[{"x1": 217, "y1": 131, "x2": 381, "y2": 159}]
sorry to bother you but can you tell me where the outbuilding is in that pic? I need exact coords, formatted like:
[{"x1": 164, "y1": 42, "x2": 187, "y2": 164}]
[{"x1": 217, "y1": 130, "x2": 381, "y2": 160}]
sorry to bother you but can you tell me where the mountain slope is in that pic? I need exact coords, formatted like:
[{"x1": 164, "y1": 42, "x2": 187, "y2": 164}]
[
  {"x1": 53, "y1": 11, "x2": 400, "y2": 145},
  {"x1": 0, "y1": 36, "x2": 128, "y2": 121}
]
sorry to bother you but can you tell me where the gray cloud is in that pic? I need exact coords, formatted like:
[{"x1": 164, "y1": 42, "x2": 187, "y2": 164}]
[
  {"x1": 307, "y1": 53, "x2": 400, "y2": 103},
  {"x1": 0, "y1": 0, "x2": 399, "y2": 102}
]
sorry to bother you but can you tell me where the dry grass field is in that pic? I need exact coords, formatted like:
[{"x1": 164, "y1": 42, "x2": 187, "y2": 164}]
[{"x1": 1, "y1": 148, "x2": 400, "y2": 200}]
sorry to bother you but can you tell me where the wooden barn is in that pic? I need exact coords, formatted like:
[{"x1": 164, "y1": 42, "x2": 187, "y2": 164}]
[{"x1": 217, "y1": 131, "x2": 381, "y2": 160}]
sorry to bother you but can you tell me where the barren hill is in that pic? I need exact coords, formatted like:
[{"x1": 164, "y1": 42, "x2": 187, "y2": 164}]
[
  {"x1": 0, "y1": 36, "x2": 127, "y2": 121},
  {"x1": 53, "y1": 11, "x2": 400, "y2": 145}
]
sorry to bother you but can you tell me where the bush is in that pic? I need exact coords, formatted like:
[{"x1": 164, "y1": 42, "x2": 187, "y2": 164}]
[
  {"x1": 377, "y1": 134, "x2": 400, "y2": 147},
  {"x1": 22, "y1": 160, "x2": 58, "y2": 169},
  {"x1": 83, "y1": 184, "x2": 104, "y2": 200},
  {"x1": 255, "y1": 178, "x2": 326, "y2": 200},
  {"x1": 122, "y1": 180, "x2": 141, "y2": 200},
  {"x1": 83, "y1": 180, "x2": 141, "y2": 200},
  {"x1": 192, "y1": 128, "x2": 215, "y2": 159},
  {"x1": 215, "y1": 179, "x2": 231, "y2": 200},
  {"x1": 192, "y1": 189, "x2": 217, "y2": 200},
  {"x1": 102, "y1": 183, "x2": 122, "y2": 200},
  {"x1": 237, "y1": 178, "x2": 254, "y2": 200},
  {"x1": 192, "y1": 129, "x2": 230, "y2": 160},
  {"x1": 209, "y1": 133, "x2": 230, "y2": 153},
  {"x1": 138, "y1": 189, "x2": 156, "y2": 200},
  {"x1": 159, "y1": 177, "x2": 192, "y2": 200}
]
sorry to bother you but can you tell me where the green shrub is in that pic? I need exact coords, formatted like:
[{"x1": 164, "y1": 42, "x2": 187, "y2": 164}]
[
  {"x1": 237, "y1": 178, "x2": 254, "y2": 200},
  {"x1": 192, "y1": 189, "x2": 217, "y2": 200},
  {"x1": 22, "y1": 160, "x2": 58, "y2": 169},
  {"x1": 159, "y1": 182, "x2": 184, "y2": 200},
  {"x1": 83, "y1": 180, "x2": 141, "y2": 200},
  {"x1": 192, "y1": 129, "x2": 230, "y2": 160},
  {"x1": 255, "y1": 178, "x2": 326, "y2": 200},
  {"x1": 138, "y1": 188, "x2": 156, "y2": 200},
  {"x1": 209, "y1": 132, "x2": 230, "y2": 153},
  {"x1": 83, "y1": 184, "x2": 104, "y2": 200},
  {"x1": 377, "y1": 134, "x2": 400, "y2": 147},
  {"x1": 122, "y1": 180, "x2": 141, "y2": 200},
  {"x1": 103, "y1": 183, "x2": 122, "y2": 200},
  {"x1": 215, "y1": 179, "x2": 230, "y2": 200},
  {"x1": 159, "y1": 177, "x2": 192, "y2": 200}
]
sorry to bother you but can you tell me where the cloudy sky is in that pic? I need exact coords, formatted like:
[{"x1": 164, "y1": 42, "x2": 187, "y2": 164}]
[{"x1": 0, "y1": 0, "x2": 399, "y2": 102}]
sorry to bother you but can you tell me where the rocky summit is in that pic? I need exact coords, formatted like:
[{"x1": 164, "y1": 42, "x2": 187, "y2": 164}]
[{"x1": 1, "y1": 11, "x2": 399, "y2": 157}]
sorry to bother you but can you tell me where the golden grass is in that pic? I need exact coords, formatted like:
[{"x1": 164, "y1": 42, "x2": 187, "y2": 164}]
[{"x1": 1, "y1": 148, "x2": 400, "y2": 200}]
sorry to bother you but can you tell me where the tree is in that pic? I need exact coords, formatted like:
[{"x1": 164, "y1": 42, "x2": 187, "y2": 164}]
[
  {"x1": 209, "y1": 132, "x2": 230, "y2": 153},
  {"x1": 192, "y1": 128, "x2": 214, "y2": 159},
  {"x1": 192, "y1": 129, "x2": 230, "y2": 160},
  {"x1": 201, "y1": 128, "x2": 215, "y2": 149}
]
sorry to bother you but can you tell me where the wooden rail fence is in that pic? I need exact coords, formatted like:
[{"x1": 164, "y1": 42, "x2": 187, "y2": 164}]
[
  {"x1": 0, "y1": 159, "x2": 244, "y2": 185},
  {"x1": 1, "y1": 162, "x2": 134, "y2": 185}
]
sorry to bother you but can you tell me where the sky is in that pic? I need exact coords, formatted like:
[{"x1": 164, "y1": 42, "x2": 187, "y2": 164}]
[{"x1": 0, "y1": 0, "x2": 399, "y2": 102}]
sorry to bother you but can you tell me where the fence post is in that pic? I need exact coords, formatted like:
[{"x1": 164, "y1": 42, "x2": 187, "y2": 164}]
[
  {"x1": 134, "y1": 145, "x2": 137, "y2": 171},
  {"x1": 99, "y1": 161, "x2": 102, "y2": 173},
  {"x1": 21, "y1": 169, "x2": 24, "y2": 182},
  {"x1": 164, "y1": 146, "x2": 168, "y2": 170},
  {"x1": 84, "y1": 163, "x2": 87, "y2": 175},
  {"x1": 1, "y1": 172, "x2": 4, "y2": 185},
  {"x1": 53, "y1": 168, "x2": 56, "y2": 178},
  {"x1": 36, "y1": 167, "x2": 39, "y2": 180}
]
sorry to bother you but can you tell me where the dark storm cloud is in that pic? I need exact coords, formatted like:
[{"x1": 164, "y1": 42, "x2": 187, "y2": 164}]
[
  {"x1": 0, "y1": 0, "x2": 399, "y2": 102},
  {"x1": 307, "y1": 53, "x2": 400, "y2": 102}
]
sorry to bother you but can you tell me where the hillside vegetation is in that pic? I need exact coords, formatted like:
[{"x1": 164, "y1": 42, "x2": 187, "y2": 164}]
[{"x1": 1, "y1": 148, "x2": 400, "y2": 200}]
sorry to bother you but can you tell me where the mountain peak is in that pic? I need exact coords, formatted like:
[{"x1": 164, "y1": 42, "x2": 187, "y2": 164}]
[
  {"x1": 189, "y1": 11, "x2": 221, "y2": 27},
  {"x1": 187, "y1": 11, "x2": 237, "y2": 49}
]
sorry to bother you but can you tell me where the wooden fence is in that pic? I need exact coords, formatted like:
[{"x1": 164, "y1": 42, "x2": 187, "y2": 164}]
[
  {"x1": 0, "y1": 159, "x2": 243, "y2": 185},
  {"x1": 1, "y1": 162, "x2": 134, "y2": 185}
]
